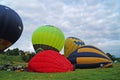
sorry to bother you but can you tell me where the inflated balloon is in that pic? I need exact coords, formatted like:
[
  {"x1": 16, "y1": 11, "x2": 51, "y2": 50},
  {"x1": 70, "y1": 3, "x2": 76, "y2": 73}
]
[
  {"x1": 28, "y1": 50, "x2": 74, "y2": 73},
  {"x1": 0, "y1": 5, "x2": 23, "y2": 53},
  {"x1": 68, "y1": 45, "x2": 113, "y2": 68},
  {"x1": 32, "y1": 25, "x2": 65, "y2": 52},
  {"x1": 64, "y1": 37, "x2": 85, "y2": 57}
]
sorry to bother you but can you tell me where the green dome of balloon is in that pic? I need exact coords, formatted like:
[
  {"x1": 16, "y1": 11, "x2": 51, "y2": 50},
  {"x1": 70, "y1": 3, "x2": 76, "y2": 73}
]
[{"x1": 32, "y1": 25, "x2": 65, "y2": 52}]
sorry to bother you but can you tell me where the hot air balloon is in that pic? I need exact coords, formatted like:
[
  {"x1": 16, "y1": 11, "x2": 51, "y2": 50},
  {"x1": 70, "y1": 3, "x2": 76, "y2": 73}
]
[
  {"x1": 28, "y1": 50, "x2": 74, "y2": 73},
  {"x1": 32, "y1": 25, "x2": 65, "y2": 52},
  {"x1": 64, "y1": 37, "x2": 85, "y2": 57},
  {"x1": 0, "y1": 5, "x2": 23, "y2": 53},
  {"x1": 68, "y1": 45, "x2": 113, "y2": 68}
]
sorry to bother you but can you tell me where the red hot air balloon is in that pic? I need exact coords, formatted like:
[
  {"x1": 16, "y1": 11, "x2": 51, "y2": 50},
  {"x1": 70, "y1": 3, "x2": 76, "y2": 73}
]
[{"x1": 28, "y1": 50, "x2": 74, "y2": 73}]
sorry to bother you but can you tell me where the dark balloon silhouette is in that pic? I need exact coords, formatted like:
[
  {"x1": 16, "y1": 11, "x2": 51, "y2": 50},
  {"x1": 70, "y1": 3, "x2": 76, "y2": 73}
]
[{"x1": 0, "y1": 5, "x2": 23, "y2": 53}]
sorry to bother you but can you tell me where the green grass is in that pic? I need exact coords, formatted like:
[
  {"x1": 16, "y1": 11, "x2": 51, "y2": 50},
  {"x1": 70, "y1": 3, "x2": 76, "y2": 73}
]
[
  {"x1": 0, "y1": 54, "x2": 26, "y2": 65},
  {"x1": 0, "y1": 54, "x2": 120, "y2": 80}
]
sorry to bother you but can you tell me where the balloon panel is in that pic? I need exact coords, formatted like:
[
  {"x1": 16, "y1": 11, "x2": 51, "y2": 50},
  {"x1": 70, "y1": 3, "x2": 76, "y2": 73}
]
[
  {"x1": 76, "y1": 57, "x2": 111, "y2": 64},
  {"x1": 77, "y1": 46, "x2": 111, "y2": 60},
  {"x1": 0, "y1": 39, "x2": 11, "y2": 50}
]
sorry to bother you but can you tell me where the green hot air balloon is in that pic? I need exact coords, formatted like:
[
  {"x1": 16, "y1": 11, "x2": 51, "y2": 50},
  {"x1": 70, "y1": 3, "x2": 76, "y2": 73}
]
[{"x1": 32, "y1": 25, "x2": 65, "y2": 52}]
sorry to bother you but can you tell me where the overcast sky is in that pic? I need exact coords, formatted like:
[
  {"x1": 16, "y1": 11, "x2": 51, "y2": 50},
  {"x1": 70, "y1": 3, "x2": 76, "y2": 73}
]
[{"x1": 0, "y1": 0, "x2": 120, "y2": 57}]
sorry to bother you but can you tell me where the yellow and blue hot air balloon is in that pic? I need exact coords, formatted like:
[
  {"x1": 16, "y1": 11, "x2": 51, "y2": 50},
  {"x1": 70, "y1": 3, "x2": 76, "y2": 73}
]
[
  {"x1": 64, "y1": 37, "x2": 85, "y2": 57},
  {"x1": 32, "y1": 25, "x2": 65, "y2": 52},
  {"x1": 68, "y1": 45, "x2": 113, "y2": 68},
  {"x1": 0, "y1": 5, "x2": 23, "y2": 53}
]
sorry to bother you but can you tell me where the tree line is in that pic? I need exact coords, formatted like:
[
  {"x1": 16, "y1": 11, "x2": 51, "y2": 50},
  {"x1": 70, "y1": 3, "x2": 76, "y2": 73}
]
[
  {"x1": 0, "y1": 48, "x2": 120, "y2": 63},
  {"x1": 106, "y1": 53, "x2": 120, "y2": 62},
  {"x1": 0, "y1": 48, "x2": 35, "y2": 62}
]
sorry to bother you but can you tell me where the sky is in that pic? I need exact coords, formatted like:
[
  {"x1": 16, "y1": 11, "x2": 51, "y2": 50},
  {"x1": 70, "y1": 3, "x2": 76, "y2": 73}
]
[{"x1": 0, "y1": 0, "x2": 120, "y2": 57}]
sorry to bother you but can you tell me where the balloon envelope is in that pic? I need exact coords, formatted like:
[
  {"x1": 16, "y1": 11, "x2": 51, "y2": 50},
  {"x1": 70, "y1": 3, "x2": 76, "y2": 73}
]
[
  {"x1": 68, "y1": 45, "x2": 113, "y2": 68},
  {"x1": 28, "y1": 50, "x2": 74, "y2": 73},
  {"x1": 0, "y1": 5, "x2": 23, "y2": 52},
  {"x1": 64, "y1": 37, "x2": 85, "y2": 57},
  {"x1": 32, "y1": 25, "x2": 65, "y2": 52}
]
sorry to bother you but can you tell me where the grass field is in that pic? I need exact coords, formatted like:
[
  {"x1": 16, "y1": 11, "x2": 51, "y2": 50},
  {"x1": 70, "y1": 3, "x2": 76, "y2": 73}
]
[{"x1": 0, "y1": 54, "x2": 120, "y2": 80}]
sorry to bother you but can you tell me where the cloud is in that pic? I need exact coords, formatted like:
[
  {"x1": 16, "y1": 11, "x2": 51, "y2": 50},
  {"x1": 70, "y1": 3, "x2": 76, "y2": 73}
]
[{"x1": 0, "y1": 0, "x2": 120, "y2": 57}]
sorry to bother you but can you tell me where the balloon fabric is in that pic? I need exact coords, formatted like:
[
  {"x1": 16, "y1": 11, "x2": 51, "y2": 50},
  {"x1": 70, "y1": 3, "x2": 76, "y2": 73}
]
[
  {"x1": 68, "y1": 45, "x2": 113, "y2": 68},
  {"x1": 64, "y1": 37, "x2": 85, "y2": 57},
  {"x1": 32, "y1": 25, "x2": 65, "y2": 52},
  {"x1": 0, "y1": 5, "x2": 23, "y2": 52},
  {"x1": 28, "y1": 50, "x2": 74, "y2": 73}
]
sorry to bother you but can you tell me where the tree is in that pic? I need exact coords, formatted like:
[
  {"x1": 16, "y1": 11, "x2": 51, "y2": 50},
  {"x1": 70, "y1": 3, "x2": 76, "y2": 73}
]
[
  {"x1": 21, "y1": 52, "x2": 35, "y2": 62},
  {"x1": 5, "y1": 48, "x2": 19, "y2": 56},
  {"x1": 106, "y1": 53, "x2": 116, "y2": 62}
]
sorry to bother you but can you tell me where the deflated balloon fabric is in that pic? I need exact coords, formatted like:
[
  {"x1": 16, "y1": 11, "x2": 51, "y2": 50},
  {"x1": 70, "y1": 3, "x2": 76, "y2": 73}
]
[
  {"x1": 28, "y1": 50, "x2": 74, "y2": 73},
  {"x1": 68, "y1": 45, "x2": 113, "y2": 68}
]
